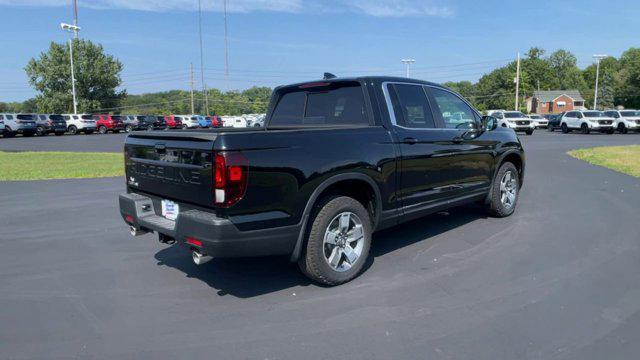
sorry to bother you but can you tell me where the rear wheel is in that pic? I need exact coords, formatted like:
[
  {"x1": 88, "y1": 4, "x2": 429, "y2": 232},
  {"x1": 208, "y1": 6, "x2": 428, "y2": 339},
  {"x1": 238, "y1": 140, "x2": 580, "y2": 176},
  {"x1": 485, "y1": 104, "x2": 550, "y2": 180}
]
[
  {"x1": 125, "y1": 124, "x2": 133, "y2": 133},
  {"x1": 147, "y1": 125, "x2": 154, "y2": 131},
  {"x1": 299, "y1": 196, "x2": 372, "y2": 286},
  {"x1": 68, "y1": 125, "x2": 78, "y2": 135},
  {"x1": 36, "y1": 126, "x2": 45, "y2": 136},
  {"x1": 4, "y1": 127, "x2": 15, "y2": 137},
  {"x1": 487, "y1": 162, "x2": 519, "y2": 217},
  {"x1": 98, "y1": 125, "x2": 107, "y2": 134},
  {"x1": 581, "y1": 123, "x2": 590, "y2": 134}
]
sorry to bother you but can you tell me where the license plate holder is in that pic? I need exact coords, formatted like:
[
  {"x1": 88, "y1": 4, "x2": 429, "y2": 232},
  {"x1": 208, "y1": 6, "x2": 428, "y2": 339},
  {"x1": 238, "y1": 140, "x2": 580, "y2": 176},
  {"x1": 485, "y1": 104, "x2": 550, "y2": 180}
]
[{"x1": 161, "y1": 200, "x2": 179, "y2": 221}]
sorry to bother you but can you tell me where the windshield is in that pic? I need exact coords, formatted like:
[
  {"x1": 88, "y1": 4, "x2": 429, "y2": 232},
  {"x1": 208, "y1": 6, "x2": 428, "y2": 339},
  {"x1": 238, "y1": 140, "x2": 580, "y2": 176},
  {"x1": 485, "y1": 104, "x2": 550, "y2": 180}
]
[
  {"x1": 621, "y1": 111, "x2": 638, "y2": 116},
  {"x1": 17, "y1": 114, "x2": 35, "y2": 120},
  {"x1": 504, "y1": 112, "x2": 527, "y2": 118},
  {"x1": 583, "y1": 111, "x2": 604, "y2": 117}
]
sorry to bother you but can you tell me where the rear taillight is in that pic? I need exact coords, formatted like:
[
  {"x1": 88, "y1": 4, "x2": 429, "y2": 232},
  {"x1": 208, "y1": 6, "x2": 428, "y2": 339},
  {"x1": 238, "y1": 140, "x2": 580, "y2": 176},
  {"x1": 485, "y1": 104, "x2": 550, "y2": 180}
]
[{"x1": 213, "y1": 151, "x2": 248, "y2": 207}]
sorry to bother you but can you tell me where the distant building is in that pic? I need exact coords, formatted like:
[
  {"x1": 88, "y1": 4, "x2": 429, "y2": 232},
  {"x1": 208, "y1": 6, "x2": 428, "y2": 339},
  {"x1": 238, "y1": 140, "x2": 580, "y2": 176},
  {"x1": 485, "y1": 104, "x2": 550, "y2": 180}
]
[{"x1": 526, "y1": 90, "x2": 586, "y2": 114}]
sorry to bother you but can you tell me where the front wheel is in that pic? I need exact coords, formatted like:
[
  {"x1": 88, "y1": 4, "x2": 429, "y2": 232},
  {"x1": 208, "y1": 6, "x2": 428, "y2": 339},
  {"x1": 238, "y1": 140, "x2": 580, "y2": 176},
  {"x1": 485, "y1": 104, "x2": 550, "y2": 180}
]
[
  {"x1": 147, "y1": 125, "x2": 154, "y2": 131},
  {"x1": 487, "y1": 162, "x2": 519, "y2": 217},
  {"x1": 561, "y1": 123, "x2": 569, "y2": 133},
  {"x1": 36, "y1": 126, "x2": 45, "y2": 136},
  {"x1": 98, "y1": 125, "x2": 107, "y2": 134},
  {"x1": 299, "y1": 196, "x2": 372, "y2": 286},
  {"x1": 125, "y1": 124, "x2": 133, "y2": 133},
  {"x1": 617, "y1": 123, "x2": 628, "y2": 134},
  {"x1": 581, "y1": 123, "x2": 590, "y2": 134},
  {"x1": 68, "y1": 125, "x2": 78, "y2": 135}
]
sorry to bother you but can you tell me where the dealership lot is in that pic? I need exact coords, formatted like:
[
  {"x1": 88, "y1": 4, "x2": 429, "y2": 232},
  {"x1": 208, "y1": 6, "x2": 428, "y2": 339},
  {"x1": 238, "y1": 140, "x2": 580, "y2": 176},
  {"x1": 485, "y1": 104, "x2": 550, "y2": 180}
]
[{"x1": 1, "y1": 132, "x2": 640, "y2": 359}]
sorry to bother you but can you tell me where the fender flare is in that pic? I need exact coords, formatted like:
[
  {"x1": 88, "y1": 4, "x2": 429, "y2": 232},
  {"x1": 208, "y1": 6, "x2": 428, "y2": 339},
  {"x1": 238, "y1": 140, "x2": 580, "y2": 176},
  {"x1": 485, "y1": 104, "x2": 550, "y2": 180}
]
[
  {"x1": 486, "y1": 149, "x2": 524, "y2": 202},
  {"x1": 289, "y1": 172, "x2": 382, "y2": 262}
]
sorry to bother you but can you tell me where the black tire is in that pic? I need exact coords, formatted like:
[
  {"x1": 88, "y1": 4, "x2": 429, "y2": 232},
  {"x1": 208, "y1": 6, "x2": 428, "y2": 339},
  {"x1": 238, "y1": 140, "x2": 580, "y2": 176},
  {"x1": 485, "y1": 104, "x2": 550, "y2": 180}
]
[
  {"x1": 36, "y1": 126, "x2": 45, "y2": 136},
  {"x1": 55, "y1": 131, "x2": 65, "y2": 136},
  {"x1": 147, "y1": 125, "x2": 154, "y2": 131},
  {"x1": 561, "y1": 123, "x2": 569, "y2": 133},
  {"x1": 525, "y1": 129, "x2": 534, "y2": 135},
  {"x1": 486, "y1": 162, "x2": 519, "y2": 218},
  {"x1": 182, "y1": 124, "x2": 188, "y2": 130},
  {"x1": 617, "y1": 123, "x2": 627, "y2": 134},
  {"x1": 125, "y1": 124, "x2": 133, "y2": 133},
  {"x1": 581, "y1": 123, "x2": 590, "y2": 134},
  {"x1": 98, "y1": 125, "x2": 107, "y2": 134},
  {"x1": 4, "y1": 127, "x2": 15, "y2": 137},
  {"x1": 298, "y1": 196, "x2": 372, "y2": 286},
  {"x1": 68, "y1": 125, "x2": 78, "y2": 135}
]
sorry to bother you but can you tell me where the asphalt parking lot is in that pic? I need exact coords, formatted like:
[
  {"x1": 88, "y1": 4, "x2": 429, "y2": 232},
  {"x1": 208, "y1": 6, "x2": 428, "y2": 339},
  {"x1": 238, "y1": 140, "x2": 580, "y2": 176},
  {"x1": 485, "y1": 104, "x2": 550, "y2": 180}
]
[{"x1": 1, "y1": 131, "x2": 640, "y2": 359}]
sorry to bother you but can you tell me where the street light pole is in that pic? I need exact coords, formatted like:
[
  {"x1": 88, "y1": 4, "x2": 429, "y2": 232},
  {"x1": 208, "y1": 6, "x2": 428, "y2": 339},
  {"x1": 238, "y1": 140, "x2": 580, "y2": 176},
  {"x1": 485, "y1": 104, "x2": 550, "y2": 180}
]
[
  {"x1": 593, "y1": 54, "x2": 607, "y2": 110},
  {"x1": 401, "y1": 59, "x2": 415, "y2": 78},
  {"x1": 61, "y1": 22, "x2": 80, "y2": 114}
]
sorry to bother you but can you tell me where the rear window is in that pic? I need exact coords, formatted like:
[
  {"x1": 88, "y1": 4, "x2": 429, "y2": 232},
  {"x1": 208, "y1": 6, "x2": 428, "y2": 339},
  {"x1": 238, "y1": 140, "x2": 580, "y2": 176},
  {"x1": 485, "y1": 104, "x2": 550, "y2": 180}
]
[
  {"x1": 621, "y1": 111, "x2": 638, "y2": 116},
  {"x1": 17, "y1": 114, "x2": 35, "y2": 120},
  {"x1": 270, "y1": 82, "x2": 368, "y2": 127}
]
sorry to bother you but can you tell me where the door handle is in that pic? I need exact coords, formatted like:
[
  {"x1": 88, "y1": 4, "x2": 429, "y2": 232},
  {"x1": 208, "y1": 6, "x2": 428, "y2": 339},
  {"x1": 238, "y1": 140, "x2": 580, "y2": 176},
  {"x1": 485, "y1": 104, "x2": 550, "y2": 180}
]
[{"x1": 402, "y1": 137, "x2": 418, "y2": 145}]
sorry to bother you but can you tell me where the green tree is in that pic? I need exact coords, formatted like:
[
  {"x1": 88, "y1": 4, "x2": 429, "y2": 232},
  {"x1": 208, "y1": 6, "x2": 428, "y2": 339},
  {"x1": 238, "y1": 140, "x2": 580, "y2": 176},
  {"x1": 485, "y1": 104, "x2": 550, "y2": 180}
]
[
  {"x1": 582, "y1": 56, "x2": 620, "y2": 109},
  {"x1": 548, "y1": 50, "x2": 585, "y2": 90},
  {"x1": 25, "y1": 39, "x2": 125, "y2": 113},
  {"x1": 617, "y1": 48, "x2": 640, "y2": 108}
]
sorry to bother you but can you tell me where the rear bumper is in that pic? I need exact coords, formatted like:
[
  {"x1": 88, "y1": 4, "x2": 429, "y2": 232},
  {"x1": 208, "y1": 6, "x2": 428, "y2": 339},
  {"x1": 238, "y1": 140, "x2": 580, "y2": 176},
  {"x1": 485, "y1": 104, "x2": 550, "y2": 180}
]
[{"x1": 119, "y1": 193, "x2": 299, "y2": 258}]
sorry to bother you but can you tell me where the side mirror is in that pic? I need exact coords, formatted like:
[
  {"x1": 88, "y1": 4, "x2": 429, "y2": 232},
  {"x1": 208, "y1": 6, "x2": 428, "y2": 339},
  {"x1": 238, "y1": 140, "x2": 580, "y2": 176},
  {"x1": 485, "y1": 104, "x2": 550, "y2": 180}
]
[{"x1": 481, "y1": 115, "x2": 498, "y2": 131}]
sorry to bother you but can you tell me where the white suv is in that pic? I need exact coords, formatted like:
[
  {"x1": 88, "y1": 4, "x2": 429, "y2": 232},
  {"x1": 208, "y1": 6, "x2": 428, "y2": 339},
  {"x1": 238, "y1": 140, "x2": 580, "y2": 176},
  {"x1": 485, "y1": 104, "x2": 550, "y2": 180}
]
[
  {"x1": 560, "y1": 110, "x2": 615, "y2": 134},
  {"x1": 0, "y1": 114, "x2": 5, "y2": 135},
  {"x1": 493, "y1": 111, "x2": 535, "y2": 135},
  {"x1": 528, "y1": 114, "x2": 548, "y2": 129},
  {"x1": 181, "y1": 115, "x2": 200, "y2": 129},
  {"x1": 62, "y1": 113, "x2": 97, "y2": 135},
  {"x1": 0, "y1": 113, "x2": 38, "y2": 137},
  {"x1": 604, "y1": 110, "x2": 640, "y2": 134}
]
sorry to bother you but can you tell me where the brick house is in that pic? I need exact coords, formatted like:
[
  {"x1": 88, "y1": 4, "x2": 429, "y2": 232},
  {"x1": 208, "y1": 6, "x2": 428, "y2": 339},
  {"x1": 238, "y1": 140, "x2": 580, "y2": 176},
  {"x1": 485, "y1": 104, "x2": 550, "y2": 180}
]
[{"x1": 526, "y1": 90, "x2": 586, "y2": 114}]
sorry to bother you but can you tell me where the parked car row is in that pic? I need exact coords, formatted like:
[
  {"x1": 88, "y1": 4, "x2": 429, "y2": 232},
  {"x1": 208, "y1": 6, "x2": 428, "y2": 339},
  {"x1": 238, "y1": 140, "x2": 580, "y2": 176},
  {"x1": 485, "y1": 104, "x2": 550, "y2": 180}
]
[
  {"x1": 546, "y1": 110, "x2": 640, "y2": 134},
  {"x1": 0, "y1": 113, "x2": 231, "y2": 138}
]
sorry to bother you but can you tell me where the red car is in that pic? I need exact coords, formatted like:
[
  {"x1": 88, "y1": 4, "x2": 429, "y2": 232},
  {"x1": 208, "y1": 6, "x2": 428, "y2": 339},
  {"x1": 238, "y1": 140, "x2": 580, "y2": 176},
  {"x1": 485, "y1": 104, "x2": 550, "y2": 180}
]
[
  {"x1": 93, "y1": 114, "x2": 125, "y2": 134},
  {"x1": 164, "y1": 115, "x2": 184, "y2": 129},
  {"x1": 211, "y1": 115, "x2": 222, "y2": 128}
]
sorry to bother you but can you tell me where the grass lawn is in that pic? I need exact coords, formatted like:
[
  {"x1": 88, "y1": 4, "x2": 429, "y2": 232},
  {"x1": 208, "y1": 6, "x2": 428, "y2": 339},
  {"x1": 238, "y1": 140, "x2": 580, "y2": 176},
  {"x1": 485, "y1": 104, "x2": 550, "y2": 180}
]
[
  {"x1": 568, "y1": 145, "x2": 640, "y2": 178},
  {"x1": 0, "y1": 151, "x2": 123, "y2": 181}
]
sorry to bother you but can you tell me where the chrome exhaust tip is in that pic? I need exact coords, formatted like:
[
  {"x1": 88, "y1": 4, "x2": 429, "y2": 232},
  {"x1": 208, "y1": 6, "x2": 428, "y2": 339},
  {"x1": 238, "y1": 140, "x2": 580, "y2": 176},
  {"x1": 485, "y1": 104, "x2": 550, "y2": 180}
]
[
  {"x1": 192, "y1": 250, "x2": 212, "y2": 265},
  {"x1": 129, "y1": 225, "x2": 148, "y2": 237}
]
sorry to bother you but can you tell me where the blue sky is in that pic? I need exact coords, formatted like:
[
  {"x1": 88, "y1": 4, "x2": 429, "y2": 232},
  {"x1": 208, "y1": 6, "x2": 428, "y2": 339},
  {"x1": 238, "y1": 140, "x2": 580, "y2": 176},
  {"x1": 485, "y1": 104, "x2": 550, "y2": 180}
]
[{"x1": 0, "y1": 0, "x2": 638, "y2": 102}]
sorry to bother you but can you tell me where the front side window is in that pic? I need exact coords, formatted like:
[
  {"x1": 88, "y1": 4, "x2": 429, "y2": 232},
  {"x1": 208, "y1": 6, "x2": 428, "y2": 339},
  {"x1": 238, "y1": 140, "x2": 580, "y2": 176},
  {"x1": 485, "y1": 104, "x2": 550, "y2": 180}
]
[
  {"x1": 429, "y1": 87, "x2": 476, "y2": 129},
  {"x1": 388, "y1": 84, "x2": 435, "y2": 129},
  {"x1": 620, "y1": 111, "x2": 637, "y2": 117},
  {"x1": 271, "y1": 82, "x2": 368, "y2": 126}
]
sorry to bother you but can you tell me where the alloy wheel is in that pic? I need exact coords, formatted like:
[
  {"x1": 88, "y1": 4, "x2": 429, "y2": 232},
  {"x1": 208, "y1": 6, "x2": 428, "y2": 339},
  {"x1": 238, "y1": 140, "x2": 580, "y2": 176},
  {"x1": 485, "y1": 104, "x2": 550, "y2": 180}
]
[
  {"x1": 323, "y1": 212, "x2": 365, "y2": 272},
  {"x1": 500, "y1": 170, "x2": 517, "y2": 210}
]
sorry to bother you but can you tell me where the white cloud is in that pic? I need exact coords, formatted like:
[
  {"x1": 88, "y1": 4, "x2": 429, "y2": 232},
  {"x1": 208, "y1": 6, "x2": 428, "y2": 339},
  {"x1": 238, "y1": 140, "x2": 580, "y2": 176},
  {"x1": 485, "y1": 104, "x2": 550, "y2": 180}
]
[
  {"x1": 0, "y1": 0, "x2": 454, "y2": 17},
  {"x1": 344, "y1": 0, "x2": 454, "y2": 17}
]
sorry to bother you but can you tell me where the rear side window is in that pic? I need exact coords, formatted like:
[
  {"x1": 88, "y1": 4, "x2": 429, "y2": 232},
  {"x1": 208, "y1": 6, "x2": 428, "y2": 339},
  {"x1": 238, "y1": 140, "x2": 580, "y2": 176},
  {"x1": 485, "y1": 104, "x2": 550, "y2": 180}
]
[
  {"x1": 17, "y1": 114, "x2": 35, "y2": 120},
  {"x1": 270, "y1": 82, "x2": 368, "y2": 126},
  {"x1": 388, "y1": 84, "x2": 435, "y2": 128}
]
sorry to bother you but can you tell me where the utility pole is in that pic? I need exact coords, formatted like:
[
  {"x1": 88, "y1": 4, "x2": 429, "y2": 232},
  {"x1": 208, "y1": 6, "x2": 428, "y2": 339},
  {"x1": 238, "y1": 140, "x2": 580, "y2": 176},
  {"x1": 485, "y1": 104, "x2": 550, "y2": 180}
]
[
  {"x1": 72, "y1": 0, "x2": 79, "y2": 38},
  {"x1": 197, "y1": 0, "x2": 209, "y2": 115},
  {"x1": 189, "y1": 63, "x2": 195, "y2": 114},
  {"x1": 61, "y1": 23, "x2": 80, "y2": 114},
  {"x1": 593, "y1": 54, "x2": 607, "y2": 110},
  {"x1": 401, "y1": 59, "x2": 415, "y2": 78},
  {"x1": 514, "y1": 52, "x2": 521, "y2": 111}
]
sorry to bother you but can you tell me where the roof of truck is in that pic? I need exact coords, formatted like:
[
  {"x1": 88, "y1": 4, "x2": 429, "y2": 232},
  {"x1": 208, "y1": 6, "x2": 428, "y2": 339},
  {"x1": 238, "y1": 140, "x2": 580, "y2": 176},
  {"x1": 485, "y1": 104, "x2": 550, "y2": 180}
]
[{"x1": 280, "y1": 76, "x2": 445, "y2": 90}]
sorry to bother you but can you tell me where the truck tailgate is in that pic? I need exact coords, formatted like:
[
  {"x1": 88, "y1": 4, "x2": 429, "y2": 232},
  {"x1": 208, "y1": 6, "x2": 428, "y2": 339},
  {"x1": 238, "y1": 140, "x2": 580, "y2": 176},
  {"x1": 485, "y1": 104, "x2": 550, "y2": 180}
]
[{"x1": 125, "y1": 132, "x2": 217, "y2": 207}]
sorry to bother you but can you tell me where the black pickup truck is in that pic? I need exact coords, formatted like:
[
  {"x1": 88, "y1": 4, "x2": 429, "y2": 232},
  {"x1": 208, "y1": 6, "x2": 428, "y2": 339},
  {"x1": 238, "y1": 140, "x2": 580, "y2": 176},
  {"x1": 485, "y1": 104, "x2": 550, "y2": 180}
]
[{"x1": 119, "y1": 76, "x2": 525, "y2": 285}]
